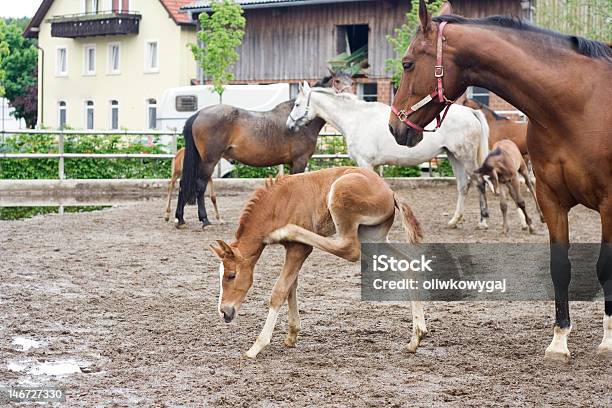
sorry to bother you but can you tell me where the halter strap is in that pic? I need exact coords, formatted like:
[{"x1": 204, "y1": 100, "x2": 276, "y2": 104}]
[{"x1": 392, "y1": 21, "x2": 454, "y2": 133}]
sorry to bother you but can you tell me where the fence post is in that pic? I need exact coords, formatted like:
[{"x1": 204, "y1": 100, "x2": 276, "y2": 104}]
[
  {"x1": 171, "y1": 132, "x2": 177, "y2": 154},
  {"x1": 58, "y1": 131, "x2": 65, "y2": 180}
]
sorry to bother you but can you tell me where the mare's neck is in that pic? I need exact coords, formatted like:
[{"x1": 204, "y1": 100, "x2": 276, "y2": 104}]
[{"x1": 450, "y1": 25, "x2": 591, "y2": 130}]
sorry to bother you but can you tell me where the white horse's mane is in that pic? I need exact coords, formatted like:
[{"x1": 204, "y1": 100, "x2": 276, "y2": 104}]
[{"x1": 308, "y1": 87, "x2": 360, "y2": 101}]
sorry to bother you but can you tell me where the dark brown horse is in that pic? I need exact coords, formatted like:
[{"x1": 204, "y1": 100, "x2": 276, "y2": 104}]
[
  {"x1": 175, "y1": 73, "x2": 352, "y2": 228},
  {"x1": 388, "y1": 0, "x2": 611, "y2": 362}
]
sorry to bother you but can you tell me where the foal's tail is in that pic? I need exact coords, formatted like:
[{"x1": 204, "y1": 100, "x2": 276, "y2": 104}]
[
  {"x1": 394, "y1": 195, "x2": 423, "y2": 244},
  {"x1": 471, "y1": 109, "x2": 490, "y2": 167},
  {"x1": 179, "y1": 113, "x2": 201, "y2": 205}
]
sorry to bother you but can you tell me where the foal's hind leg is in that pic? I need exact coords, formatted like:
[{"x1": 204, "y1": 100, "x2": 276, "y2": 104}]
[
  {"x1": 165, "y1": 170, "x2": 179, "y2": 222},
  {"x1": 245, "y1": 243, "x2": 312, "y2": 359},
  {"x1": 207, "y1": 179, "x2": 223, "y2": 223},
  {"x1": 507, "y1": 177, "x2": 534, "y2": 234},
  {"x1": 519, "y1": 164, "x2": 545, "y2": 223}
]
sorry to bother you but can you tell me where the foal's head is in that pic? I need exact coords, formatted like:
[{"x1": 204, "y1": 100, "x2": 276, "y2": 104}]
[
  {"x1": 389, "y1": 0, "x2": 463, "y2": 146},
  {"x1": 210, "y1": 240, "x2": 254, "y2": 323}
]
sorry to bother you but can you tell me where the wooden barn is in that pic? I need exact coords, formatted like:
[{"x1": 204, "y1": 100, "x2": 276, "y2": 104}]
[{"x1": 182, "y1": 0, "x2": 532, "y2": 110}]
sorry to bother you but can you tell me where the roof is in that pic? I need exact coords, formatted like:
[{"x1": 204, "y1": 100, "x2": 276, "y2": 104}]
[
  {"x1": 24, "y1": 0, "x2": 193, "y2": 38},
  {"x1": 181, "y1": 0, "x2": 368, "y2": 11}
]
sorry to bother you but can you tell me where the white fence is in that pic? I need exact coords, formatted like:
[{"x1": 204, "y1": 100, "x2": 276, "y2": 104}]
[{"x1": 0, "y1": 129, "x2": 354, "y2": 180}]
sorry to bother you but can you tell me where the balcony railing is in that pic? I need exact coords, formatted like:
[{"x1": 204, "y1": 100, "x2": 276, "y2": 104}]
[{"x1": 49, "y1": 11, "x2": 142, "y2": 38}]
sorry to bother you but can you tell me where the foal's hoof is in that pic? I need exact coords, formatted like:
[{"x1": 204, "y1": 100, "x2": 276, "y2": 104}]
[
  {"x1": 284, "y1": 337, "x2": 297, "y2": 348},
  {"x1": 201, "y1": 219, "x2": 212, "y2": 229},
  {"x1": 175, "y1": 220, "x2": 187, "y2": 229},
  {"x1": 164, "y1": 214, "x2": 170, "y2": 222},
  {"x1": 597, "y1": 341, "x2": 612, "y2": 358},
  {"x1": 477, "y1": 221, "x2": 488, "y2": 230}
]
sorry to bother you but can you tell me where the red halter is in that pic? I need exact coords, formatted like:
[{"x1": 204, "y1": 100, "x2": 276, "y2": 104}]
[{"x1": 392, "y1": 21, "x2": 454, "y2": 132}]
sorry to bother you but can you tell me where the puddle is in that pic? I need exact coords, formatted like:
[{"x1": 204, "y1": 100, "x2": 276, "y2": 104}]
[
  {"x1": 12, "y1": 337, "x2": 44, "y2": 352},
  {"x1": 7, "y1": 359, "x2": 89, "y2": 376},
  {"x1": 0, "y1": 206, "x2": 111, "y2": 221}
]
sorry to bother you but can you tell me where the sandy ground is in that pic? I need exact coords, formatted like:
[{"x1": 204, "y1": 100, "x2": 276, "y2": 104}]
[{"x1": 1, "y1": 184, "x2": 610, "y2": 407}]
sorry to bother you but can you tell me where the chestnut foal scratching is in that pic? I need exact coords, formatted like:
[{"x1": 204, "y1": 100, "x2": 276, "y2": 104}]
[
  {"x1": 210, "y1": 167, "x2": 425, "y2": 359},
  {"x1": 388, "y1": 1, "x2": 611, "y2": 362},
  {"x1": 477, "y1": 140, "x2": 543, "y2": 235}
]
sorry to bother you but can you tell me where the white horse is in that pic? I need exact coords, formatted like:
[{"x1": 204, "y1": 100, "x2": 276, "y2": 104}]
[{"x1": 287, "y1": 83, "x2": 490, "y2": 228}]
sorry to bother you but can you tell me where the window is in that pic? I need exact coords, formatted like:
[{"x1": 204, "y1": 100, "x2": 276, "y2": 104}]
[
  {"x1": 110, "y1": 100, "x2": 119, "y2": 129},
  {"x1": 176, "y1": 95, "x2": 197, "y2": 112},
  {"x1": 468, "y1": 86, "x2": 490, "y2": 106},
  {"x1": 85, "y1": 101, "x2": 95, "y2": 130},
  {"x1": 111, "y1": 0, "x2": 130, "y2": 12},
  {"x1": 84, "y1": 0, "x2": 98, "y2": 13},
  {"x1": 145, "y1": 41, "x2": 159, "y2": 72},
  {"x1": 58, "y1": 101, "x2": 67, "y2": 129},
  {"x1": 108, "y1": 43, "x2": 120, "y2": 74},
  {"x1": 336, "y1": 24, "x2": 369, "y2": 60},
  {"x1": 358, "y1": 83, "x2": 378, "y2": 102},
  {"x1": 56, "y1": 47, "x2": 68, "y2": 76},
  {"x1": 84, "y1": 45, "x2": 96, "y2": 75},
  {"x1": 147, "y1": 99, "x2": 157, "y2": 129}
]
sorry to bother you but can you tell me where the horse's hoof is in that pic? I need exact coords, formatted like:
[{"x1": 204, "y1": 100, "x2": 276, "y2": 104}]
[
  {"x1": 597, "y1": 344, "x2": 612, "y2": 358},
  {"x1": 544, "y1": 349, "x2": 570, "y2": 364},
  {"x1": 201, "y1": 220, "x2": 212, "y2": 229},
  {"x1": 243, "y1": 350, "x2": 258, "y2": 360},
  {"x1": 476, "y1": 221, "x2": 488, "y2": 230},
  {"x1": 175, "y1": 220, "x2": 186, "y2": 229},
  {"x1": 447, "y1": 222, "x2": 458, "y2": 229},
  {"x1": 284, "y1": 337, "x2": 297, "y2": 348},
  {"x1": 164, "y1": 215, "x2": 170, "y2": 222}
]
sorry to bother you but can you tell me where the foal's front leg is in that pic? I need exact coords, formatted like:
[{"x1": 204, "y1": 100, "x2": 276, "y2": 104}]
[{"x1": 244, "y1": 244, "x2": 311, "y2": 359}]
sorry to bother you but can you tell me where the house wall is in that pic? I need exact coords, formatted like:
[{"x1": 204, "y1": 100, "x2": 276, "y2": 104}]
[{"x1": 37, "y1": 0, "x2": 196, "y2": 130}]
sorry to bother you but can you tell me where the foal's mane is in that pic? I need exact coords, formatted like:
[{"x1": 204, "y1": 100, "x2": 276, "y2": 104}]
[
  {"x1": 433, "y1": 15, "x2": 612, "y2": 62},
  {"x1": 236, "y1": 175, "x2": 291, "y2": 239}
]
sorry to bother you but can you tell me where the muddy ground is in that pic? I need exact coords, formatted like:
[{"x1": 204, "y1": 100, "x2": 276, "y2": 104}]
[{"x1": 1, "y1": 184, "x2": 610, "y2": 407}]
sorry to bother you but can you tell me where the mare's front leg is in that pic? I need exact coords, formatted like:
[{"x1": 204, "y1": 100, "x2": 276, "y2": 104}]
[{"x1": 245, "y1": 244, "x2": 312, "y2": 359}]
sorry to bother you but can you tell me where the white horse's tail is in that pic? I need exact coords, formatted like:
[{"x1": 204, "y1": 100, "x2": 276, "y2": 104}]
[{"x1": 470, "y1": 109, "x2": 490, "y2": 167}]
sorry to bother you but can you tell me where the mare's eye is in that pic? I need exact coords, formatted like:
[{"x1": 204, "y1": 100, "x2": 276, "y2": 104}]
[
  {"x1": 227, "y1": 272, "x2": 236, "y2": 281},
  {"x1": 403, "y1": 61, "x2": 415, "y2": 71}
]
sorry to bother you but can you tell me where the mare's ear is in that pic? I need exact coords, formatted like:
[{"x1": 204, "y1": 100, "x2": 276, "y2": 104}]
[
  {"x1": 438, "y1": 1, "x2": 453, "y2": 16},
  {"x1": 419, "y1": 0, "x2": 432, "y2": 32}
]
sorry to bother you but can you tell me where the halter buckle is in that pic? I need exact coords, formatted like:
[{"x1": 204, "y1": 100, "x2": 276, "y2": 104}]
[
  {"x1": 397, "y1": 109, "x2": 409, "y2": 121},
  {"x1": 434, "y1": 65, "x2": 444, "y2": 78}
]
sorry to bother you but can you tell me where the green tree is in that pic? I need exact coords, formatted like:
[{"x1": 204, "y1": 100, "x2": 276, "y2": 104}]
[
  {"x1": 0, "y1": 20, "x2": 38, "y2": 126},
  {"x1": 385, "y1": 0, "x2": 445, "y2": 87},
  {"x1": 190, "y1": 0, "x2": 246, "y2": 103},
  {"x1": 0, "y1": 21, "x2": 9, "y2": 96},
  {"x1": 536, "y1": 0, "x2": 611, "y2": 42}
]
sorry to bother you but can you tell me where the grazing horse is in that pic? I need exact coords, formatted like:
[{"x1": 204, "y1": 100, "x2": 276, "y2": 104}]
[
  {"x1": 210, "y1": 167, "x2": 425, "y2": 359},
  {"x1": 476, "y1": 140, "x2": 543, "y2": 235},
  {"x1": 388, "y1": 0, "x2": 611, "y2": 362},
  {"x1": 175, "y1": 73, "x2": 352, "y2": 228},
  {"x1": 163, "y1": 148, "x2": 221, "y2": 223},
  {"x1": 287, "y1": 83, "x2": 490, "y2": 228},
  {"x1": 460, "y1": 98, "x2": 528, "y2": 155}
]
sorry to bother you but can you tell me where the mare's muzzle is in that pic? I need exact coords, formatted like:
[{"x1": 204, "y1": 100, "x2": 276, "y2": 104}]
[{"x1": 390, "y1": 122, "x2": 424, "y2": 147}]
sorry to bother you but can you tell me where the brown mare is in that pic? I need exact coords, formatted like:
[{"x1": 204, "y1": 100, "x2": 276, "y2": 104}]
[
  {"x1": 460, "y1": 98, "x2": 528, "y2": 155},
  {"x1": 210, "y1": 167, "x2": 425, "y2": 359},
  {"x1": 388, "y1": 1, "x2": 611, "y2": 362},
  {"x1": 476, "y1": 140, "x2": 543, "y2": 235},
  {"x1": 163, "y1": 148, "x2": 221, "y2": 223},
  {"x1": 175, "y1": 73, "x2": 352, "y2": 228}
]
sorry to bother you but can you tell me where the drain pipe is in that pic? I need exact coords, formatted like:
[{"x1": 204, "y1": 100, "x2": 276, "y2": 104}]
[{"x1": 36, "y1": 44, "x2": 44, "y2": 128}]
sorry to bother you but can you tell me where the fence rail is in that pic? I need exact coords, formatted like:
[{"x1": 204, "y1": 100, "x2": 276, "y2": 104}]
[{"x1": 0, "y1": 129, "x2": 356, "y2": 180}]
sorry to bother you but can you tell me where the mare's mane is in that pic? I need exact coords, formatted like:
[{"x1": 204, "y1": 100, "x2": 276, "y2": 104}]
[{"x1": 433, "y1": 15, "x2": 612, "y2": 61}]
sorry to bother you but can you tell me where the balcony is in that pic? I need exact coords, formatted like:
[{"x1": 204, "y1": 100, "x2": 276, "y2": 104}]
[{"x1": 49, "y1": 11, "x2": 141, "y2": 38}]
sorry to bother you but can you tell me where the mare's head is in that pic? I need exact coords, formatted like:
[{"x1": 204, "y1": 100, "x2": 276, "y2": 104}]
[
  {"x1": 286, "y1": 81, "x2": 317, "y2": 131},
  {"x1": 210, "y1": 240, "x2": 254, "y2": 323},
  {"x1": 389, "y1": 1, "x2": 464, "y2": 146}
]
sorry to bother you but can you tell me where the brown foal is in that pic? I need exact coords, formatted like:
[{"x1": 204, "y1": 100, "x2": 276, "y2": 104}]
[
  {"x1": 477, "y1": 140, "x2": 543, "y2": 235},
  {"x1": 388, "y1": 1, "x2": 611, "y2": 362},
  {"x1": 210, "y1": 167, "x2": 425, "y2": 359}
]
